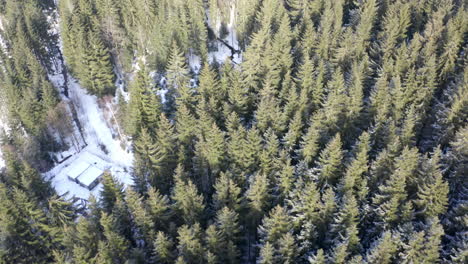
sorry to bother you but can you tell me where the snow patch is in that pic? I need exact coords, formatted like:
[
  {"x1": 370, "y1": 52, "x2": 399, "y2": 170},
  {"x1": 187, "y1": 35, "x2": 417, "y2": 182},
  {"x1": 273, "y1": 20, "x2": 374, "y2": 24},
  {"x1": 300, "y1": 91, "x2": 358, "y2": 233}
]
[
  {"x1": 189, "y1": 54, "x2": 201, "y2": 74},
  {"x1": 208, "y1": 15, "x2": 242, "y2": 65},
  {"x1": 45, "y1": 149, "x2": 131, "y2": 201},
  {"x1": 0, "y1": 148, "x2": 4, "y2": 169},
  {"x1": 45, "y1": 75, "x2": 133, "y2": 201},
  {"x1": 67, "y1": 78, "x2": 133, "y2": 169}
]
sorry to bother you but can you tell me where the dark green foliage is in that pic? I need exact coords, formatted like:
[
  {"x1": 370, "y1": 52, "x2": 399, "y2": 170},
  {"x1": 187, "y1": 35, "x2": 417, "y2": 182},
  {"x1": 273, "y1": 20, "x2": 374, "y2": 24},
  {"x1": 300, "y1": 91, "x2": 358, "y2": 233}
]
[{"x1": 0, "y1": 0, "x2": 466, "y2": 263}]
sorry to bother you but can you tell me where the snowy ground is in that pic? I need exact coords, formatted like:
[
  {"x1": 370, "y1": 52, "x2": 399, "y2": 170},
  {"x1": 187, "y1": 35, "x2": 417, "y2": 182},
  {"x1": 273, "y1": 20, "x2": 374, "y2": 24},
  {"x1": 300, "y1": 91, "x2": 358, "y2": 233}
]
[
  {"x1": 208, "y1": 28, "x2": 242, "y2": 65},
  {"x1": 42, "y1": 8, "x2": 134, "y2": 201},
  {"x1": 0, "y1": 151, "x2": 4, "y2": 169},
  {"x1": 208, "y1": 5, "x2": 242, "y2": 65},
  {"x1": 45, "y1": 147, "x2": 131, "y2": 200},
  {"x1": 46, "y1": 74, "x2": 133, "y2": 201}
]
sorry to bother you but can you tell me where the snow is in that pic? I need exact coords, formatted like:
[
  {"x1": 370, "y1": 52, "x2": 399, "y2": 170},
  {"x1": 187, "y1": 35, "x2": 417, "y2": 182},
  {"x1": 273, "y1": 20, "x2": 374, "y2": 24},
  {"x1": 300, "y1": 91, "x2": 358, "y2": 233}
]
[
  {"x1": 189, "y1": 53, "x2": 201, "y2": 74},
  {"x1": 46, "y1": 39, "x2": 133, "y2": 201},
  {"x1": 208, "y1": 6, "x2": 242, "y2": 65},
  {"x1": 69, "y1": 79, "x2": 133, "y2": 167},
  {"x1": 0, "y1": 151, "x2": 4, "y2": 169},
  {"x1": 44, "y1": 77, "x2": 134, "y2": 201},
  {"x1": 46, "y1": 147, "x2": 131, "y2": 200},
  {"x1": 78, "y1": 166, "x2": 104, "y2": 188},
  {"x1": 67, "y1": 161, "x2": 90, "y2": 180}
]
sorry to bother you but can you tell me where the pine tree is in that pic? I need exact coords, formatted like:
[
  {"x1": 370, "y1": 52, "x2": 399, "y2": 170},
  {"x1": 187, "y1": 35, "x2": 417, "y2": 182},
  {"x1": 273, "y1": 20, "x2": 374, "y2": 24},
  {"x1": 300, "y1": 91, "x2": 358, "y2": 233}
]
[
  {"x1": 330, "y1": 240, "x2": 349, "y2": 264},
  {"x1": 176, "y1": 223, "x2": 204, "y2": 264},
  {"x1": 99, "y1": 212, "x2": 130, "y2": 264},
  {"x1": 205, "y1": 224, "x2": 222, "y2": 263},
  {"x1": 154, "y1": 231, "x2": 175, "y2": 264},
  {"x1": 373, "y1": 147, "x2": 418, "y2": 227},
  {"x1": 212, "y1": 172, "x2": 242, "y2": 212},
  {"x1": 264, "y1": 13, "x2": 293, "y2": 92},
  {"x1": 340, "y1": 132, "x2": 370, "y2": 201},
  {"x1": 197, "y1": 66, "x2": 222, "y2": 122},
  {"x1": 317, "y1": 134, "x2": 344, "y2": 186},
  {"x1": 365, "y1": 231, "x2": 400, "y2": 264},
  {"x1": 175, "y1": 104, "x2": 197, "y2": 168},
  {"x1": 171, "y1": 169, "x2": 205, "y2": 225},
  {"x1": 227, "y1": 126, "x2": 262, "y2": 179},
  {"x1": 300, "y1": 113, "x2": 326, "y2": 164},
  {"x1": 379, "y1": 1, "x2": 412, "y2": 60},
  {"x1": 355, "y1": 0, "x2": 379, "y2": 50},
  {"x1": 100, "y1": 172, "x2": 125, "y2": 213},
  {"x1": 68, "y1": 216, "x2": 100, "y2": 263},
  {"x1": 166, "y1": 42, "x2": 189, "y2": 111},
  {"x1": 84, "y1": 29, "x2": 115, "y2": 96},
  {"x1": 289, "y1": 180, "x2": 321, "y2": 230},
  {"x1": 215, "y1": 206, "x2": 241, "y2": 263},
  {"x1": 226, "y1": 69, "x2": 251, "y2": 118},
  {"x1": 185, "y1": 0, "x2": 208, "y2": 61},
  {"x1": 259, "y1": 129, "x2": 280, "y2": 178},
  {"x1": 0, "y1": 186, "x2": 58, "y2": 263},
  {"x1": 128, "y1": 64, "x2": 160, "y2": 135},
  {"x1": 283, "y1": 110, "x2": 304, "y2": 151},
  {"x1": 275, "y1": 151, "x2": 295, "y2": 202},
  {"x1": 241, "y1": 26, "x2": 270, "y2": 92},
  {"x1": 296, "y1": 56, "x2": 322, "y2": 116},
  {"x1": 125, "y1": 187, "x2": 153, "y2": 242},
  {"x1": 400, "y1": 219, "x2": 444, "y2": 263},
  {"x1": 46, "y1": 195, "x2": 75, "y2": 228},
  {"x1": 308, "y1": 249, "x2": 326, "y2": 264},
  {"x1": 329, "y1": 194, "x2": 361, "y2": 254},
  {"x1": 317, "y1": 187, "x2": 337, "y2": 244},
  {"x1": 152, "y1": 114, "x2": 177, "y2": 193},
  {"x1": 277, "y1": 232, "x2": 298, "y2": 264},
  {"x1": 132, "y1": 128, "x2": 157, "y2": 194},
  {"x1": 255, "y1": 79, "x2": 285, "y2": 134},
  {"x1": 146, "y1": 187, "x2": 172, "y2": 231},
  {"x1": 258, "y1": 205, "x2": 292, "y2": 246},
  {"x1": 415, "y1": 148, "x2": 449, "y2": 219},
  {"x1": 194, "y1": 122, "x2": 226, "y2": 193},
  {"x1": 246, "y1": 172, "x2": 271, "y2": 229},
  {"x1": 258, "y1": 242, "x2": 276, "y2": 264}
]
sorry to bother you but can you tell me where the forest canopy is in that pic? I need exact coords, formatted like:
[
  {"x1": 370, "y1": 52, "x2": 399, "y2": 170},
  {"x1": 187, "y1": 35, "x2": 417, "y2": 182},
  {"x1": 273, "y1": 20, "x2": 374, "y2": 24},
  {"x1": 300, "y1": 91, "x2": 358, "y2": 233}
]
[{"x1": 0, "y1": 0, "x2": 467, "y2": 263}]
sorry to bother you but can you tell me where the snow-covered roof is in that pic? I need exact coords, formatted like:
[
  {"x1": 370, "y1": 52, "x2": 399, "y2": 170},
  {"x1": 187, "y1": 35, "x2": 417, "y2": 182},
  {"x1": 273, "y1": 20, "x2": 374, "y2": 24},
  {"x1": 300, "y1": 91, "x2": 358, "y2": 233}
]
[
  {"x1": 78, "y1": 166, "x2": 104, "y2": 187},
  {"x1": 67, "y1": 161, "x2": 90, "y2": 180}
]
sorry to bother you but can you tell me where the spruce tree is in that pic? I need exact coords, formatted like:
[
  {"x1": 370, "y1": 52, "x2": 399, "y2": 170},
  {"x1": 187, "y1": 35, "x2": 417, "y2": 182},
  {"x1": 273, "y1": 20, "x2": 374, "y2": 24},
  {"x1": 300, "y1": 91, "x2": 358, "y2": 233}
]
[
  {"x1": 212, "y1": 171, "x2": 243, "y2": 213},
  {"x1": 171, "y1": 168, "x2": 205, "y2": 225},
  {"x1": 340, "y1": 132, "x2": 370, "y2": 201},
  {"x1": 246, "y1": 172, "x2": 271, "y2": 230},
  {"x1": 317, "y1": 134, "x2": 344, "y2": 186},
  {"x1": 176, "y1": 223, "x2": 204, "y2": 264},
  {"x1": 166, "y1": 42, "x2": 190, "y2": 111},
  {"x1": 100, "y1": 172, "x2": 125, "y2": 213},
  {"x1": 153, "y1": 231, "x2": 175, "y2": 264},
  {"x1": 146, "y1": 187, "x2": 172, "y2": 231},
  {"x1": 365, "y1": 231, "x2": 400, "y2": 264},
  {"x1": 99, "y1": 212, "x2": 130, "y2": 264},
  {"x1": 373, "y1": 147, "x2": 419, "y2": 227},
  {"x1": 85, "y1": 29, "x2": 115, "y2": 96},
  {"x1": 415, "y1": 148, "x2": 449, "y2": 219},
  {"x1": 215, "y1": 206, "x2": 241, "y2": 262}
]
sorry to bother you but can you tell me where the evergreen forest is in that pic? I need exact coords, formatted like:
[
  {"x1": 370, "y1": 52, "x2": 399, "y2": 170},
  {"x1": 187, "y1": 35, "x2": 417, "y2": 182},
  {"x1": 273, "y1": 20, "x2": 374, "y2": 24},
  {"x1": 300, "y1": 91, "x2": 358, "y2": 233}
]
[{"x1": 0, "y1": 0, "x2": 467, "y2": 263}]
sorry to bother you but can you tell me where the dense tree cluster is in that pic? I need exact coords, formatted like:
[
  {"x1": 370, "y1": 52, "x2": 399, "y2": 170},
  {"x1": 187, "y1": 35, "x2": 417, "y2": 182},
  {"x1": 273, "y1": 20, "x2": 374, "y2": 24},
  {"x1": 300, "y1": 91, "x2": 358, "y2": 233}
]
[{"x1": 0, "y1": 0, "x2": 467, "y2": 263}]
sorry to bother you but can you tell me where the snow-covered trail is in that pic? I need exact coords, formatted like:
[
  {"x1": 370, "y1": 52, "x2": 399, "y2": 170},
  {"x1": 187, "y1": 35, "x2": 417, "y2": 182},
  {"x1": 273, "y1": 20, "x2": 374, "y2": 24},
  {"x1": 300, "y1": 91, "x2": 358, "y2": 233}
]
[
  {"x1": 67, "y1": 79, "x2": 133, "y2": 168},
  {"x1": 46, "y1": 76, "x2": 134, "y2": 200}
]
